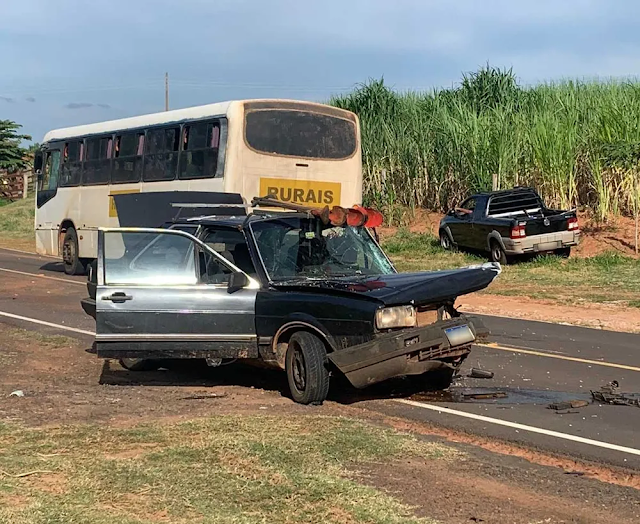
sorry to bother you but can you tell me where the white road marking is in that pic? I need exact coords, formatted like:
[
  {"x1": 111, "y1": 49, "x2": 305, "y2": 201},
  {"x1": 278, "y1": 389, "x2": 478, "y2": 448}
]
[
  {"x1": 0, "y1": 246, "x2": 57, "y2": 259},
  {"x1": 477, "y1": 343, "x2": 640, "y2": 373},
  {"x1": 0, "y1": 310, "x2": 94, "y2": 336},
  {"x1": 0, "y1": 267, "x2": 84, "y2": 286},
  {"x1": 394, "y1": 399, "x2": 640, "y2": 457}
]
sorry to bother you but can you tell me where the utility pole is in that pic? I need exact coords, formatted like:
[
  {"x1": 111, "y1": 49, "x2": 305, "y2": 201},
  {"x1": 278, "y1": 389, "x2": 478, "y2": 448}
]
[{"x1": 165, "y1": 72, "x2": 169, "y2": 111}]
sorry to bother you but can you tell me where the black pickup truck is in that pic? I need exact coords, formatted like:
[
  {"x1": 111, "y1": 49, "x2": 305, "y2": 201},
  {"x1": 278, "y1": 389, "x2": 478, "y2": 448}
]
[{"x1": 439, "y1": 187, "x2": 580, "y2": 264}]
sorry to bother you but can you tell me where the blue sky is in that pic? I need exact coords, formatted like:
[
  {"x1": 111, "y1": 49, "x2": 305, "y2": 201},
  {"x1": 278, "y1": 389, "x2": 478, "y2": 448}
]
[{"x1": 2, "y1": 0, "x2": 640, "y2": 142}]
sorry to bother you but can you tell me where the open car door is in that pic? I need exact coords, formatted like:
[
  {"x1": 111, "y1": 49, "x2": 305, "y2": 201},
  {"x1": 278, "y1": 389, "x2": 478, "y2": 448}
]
[{"x1": 94, "y1": 228, "x2": 259, "y2": 360}]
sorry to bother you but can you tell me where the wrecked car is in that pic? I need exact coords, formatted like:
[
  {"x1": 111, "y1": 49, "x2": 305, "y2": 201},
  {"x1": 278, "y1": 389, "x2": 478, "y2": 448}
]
[{"x1": 81, "y1": 193, "x2": 500, "y2": 405}]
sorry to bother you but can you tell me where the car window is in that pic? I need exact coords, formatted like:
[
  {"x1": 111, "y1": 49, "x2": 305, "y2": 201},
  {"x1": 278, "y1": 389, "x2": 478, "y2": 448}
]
[
  {"x1": 103, "y1": 231, "x2": 197, "y2": 285},
  {"x1": 198, "y1": 247, "x2": 233, "y2": 285},
  {"x1": 201, "y1": 227, "x2": 256, "y2": 276}
]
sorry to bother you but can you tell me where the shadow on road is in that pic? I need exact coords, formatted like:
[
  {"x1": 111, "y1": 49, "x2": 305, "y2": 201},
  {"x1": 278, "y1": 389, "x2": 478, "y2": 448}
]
[
  {"x1": 40, "y1": 261, "x2": 66, "y2": 273},
  {"x1": 98, "y1": 358, "x2": 437, "y2": 405}
]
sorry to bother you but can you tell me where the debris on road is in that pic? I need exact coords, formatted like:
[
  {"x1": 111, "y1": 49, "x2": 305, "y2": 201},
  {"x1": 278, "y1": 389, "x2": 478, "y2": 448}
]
[
  {"x1": 468, "y1": 368, "x2": 494, "y2": 379},
  {"x1": 591, "y1": 381, "x2": 640, "y2": 407},
  {"x1": 464, "y1": 391, "x2": 507, "y2": 400},
  {"x1": 547, "y1": 400, "x2": 590, "y2": 411},
  {"x1": 9, "y1": 390, "x2": 24, "y2": 397},
  {"x1": 180, "y1": 393, "x2": 228, "y2": 401}
]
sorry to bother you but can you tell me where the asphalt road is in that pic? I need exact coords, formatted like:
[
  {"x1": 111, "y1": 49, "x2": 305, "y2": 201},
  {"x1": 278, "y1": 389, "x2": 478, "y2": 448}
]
[{"x1": 1, "y1": 246, "x2": 639, "y2": 471}]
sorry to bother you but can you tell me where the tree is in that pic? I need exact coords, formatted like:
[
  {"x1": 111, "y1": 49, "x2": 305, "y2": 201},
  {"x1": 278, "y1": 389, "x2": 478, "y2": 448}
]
[{"x1": 0, "y1": 120, "x2": 32, "y2": 172}]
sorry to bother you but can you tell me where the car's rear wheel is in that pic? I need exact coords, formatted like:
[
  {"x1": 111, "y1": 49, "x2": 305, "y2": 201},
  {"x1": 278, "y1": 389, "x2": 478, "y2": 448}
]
[
  {"x1": 119, "y1": 358, "x2": 160, "y2": 371},
  {"x1": 285, "y1": 332, "x2": 330, "y2": 405},
  {"x1": 489, "y1": 240, "x2": 508, "y2": 265}
]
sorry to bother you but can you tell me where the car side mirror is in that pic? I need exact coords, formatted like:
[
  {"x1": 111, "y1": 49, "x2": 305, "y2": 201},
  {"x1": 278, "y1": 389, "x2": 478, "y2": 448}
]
[{"x1": 227, "y1": 272, "x2": 249, "y2": 293}]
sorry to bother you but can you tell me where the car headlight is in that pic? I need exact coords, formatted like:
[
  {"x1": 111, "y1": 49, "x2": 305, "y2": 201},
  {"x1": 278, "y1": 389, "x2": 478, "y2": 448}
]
[{"x1": 375, "y1": 305, "x2": 417, "y2": 330}]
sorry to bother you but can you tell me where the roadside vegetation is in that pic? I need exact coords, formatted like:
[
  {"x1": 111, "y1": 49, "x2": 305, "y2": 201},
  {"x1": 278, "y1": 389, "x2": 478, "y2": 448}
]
[
  {"x1": 0, "y1": 415, "x2": 452, "y2": 523},
  {"x1": 383, "y1": 230, "x2": 640, "y2": 309},
  {"x1": 0, "y1": 196, "x2": 35, "y2": 251},
  {"x1": 331, "y1": 66, "x2": 640, "y2": 229}
]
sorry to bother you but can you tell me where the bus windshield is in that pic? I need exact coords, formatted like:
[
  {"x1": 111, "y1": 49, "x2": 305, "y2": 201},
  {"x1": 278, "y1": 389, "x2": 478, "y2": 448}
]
[{"x1": 250, "y1": 216, "x2": 393, "y2": 281}]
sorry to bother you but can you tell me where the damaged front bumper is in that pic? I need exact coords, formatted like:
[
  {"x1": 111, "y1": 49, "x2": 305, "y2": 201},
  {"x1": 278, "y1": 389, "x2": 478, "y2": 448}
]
[{"x1": 328, "y1": 315, "x2": 488, "y2": 389}]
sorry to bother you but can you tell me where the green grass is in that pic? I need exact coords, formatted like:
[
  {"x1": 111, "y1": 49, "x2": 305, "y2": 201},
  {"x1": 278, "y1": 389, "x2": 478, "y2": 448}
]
[
  {"x1": 0, "y1": 416, "x2": 451, "y2": 524},
  {"x1": 0, "y1": 195, "x2": 35, "y2": 251},
  {"x1": 383, "y1": 230, "x2": 640, "y2": 308}
]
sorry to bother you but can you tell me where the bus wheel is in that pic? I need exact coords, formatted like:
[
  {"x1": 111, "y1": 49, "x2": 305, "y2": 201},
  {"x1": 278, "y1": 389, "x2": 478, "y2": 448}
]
[{"x1": 62, "y1": 227, "x2": 85, "y2": 275}]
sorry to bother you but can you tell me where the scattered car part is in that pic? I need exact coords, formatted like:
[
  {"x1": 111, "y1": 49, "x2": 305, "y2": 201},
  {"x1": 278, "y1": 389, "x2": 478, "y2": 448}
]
[
  {"x1": 468, "y1": 368, "x2": 494, "y2": 379},
  {"x1": 548, "y1": 400, "x2": 590, "y2": 411},
  {"x1": 591, "y1": 381, "x2": 640, "y2": 407}
]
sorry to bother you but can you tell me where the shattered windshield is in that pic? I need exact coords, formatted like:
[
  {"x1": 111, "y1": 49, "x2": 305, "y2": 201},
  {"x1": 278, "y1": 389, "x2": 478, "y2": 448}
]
[{"x1": 250, "y1": 216, "x2": 394, "y2": 281}]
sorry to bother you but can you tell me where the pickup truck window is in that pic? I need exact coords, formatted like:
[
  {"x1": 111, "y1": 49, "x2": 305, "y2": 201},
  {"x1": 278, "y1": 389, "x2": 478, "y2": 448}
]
[
  {"x1": 488, "y1": 191, "x2": 543, "y2": 217},
  {"x1": 460, "y1": 198, "x2": 475, "y2": 211}
]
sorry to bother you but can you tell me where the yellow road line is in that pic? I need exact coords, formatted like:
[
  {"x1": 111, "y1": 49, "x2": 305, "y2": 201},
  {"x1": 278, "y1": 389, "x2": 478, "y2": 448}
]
[{"x1": 477, "y1": 343, "x2": 640, "y2": 373}]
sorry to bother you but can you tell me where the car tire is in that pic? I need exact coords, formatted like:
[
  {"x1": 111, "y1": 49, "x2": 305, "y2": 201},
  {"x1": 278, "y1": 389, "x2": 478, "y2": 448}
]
[
  {"x1": 62, "y1": 227, "x2": 87, "y2": 275},
  {"x1": 489, "y1": 240, "x2": 508, "y2": 265},
  {"x1": 428, "y1": 367, "x2": 456, "y2": 390},
  {"x1": 119, "y1": 358, "x2": 160, "y2": 372},
  {"x1": 439, "y1": 229, "x2": 453, "y2": 250},
  {"x1": 285, "y1": 331, "x2": 330, "y2": 405},
  {"x1": 554, "y1": 247, "x2": 571, "y2": 258}
]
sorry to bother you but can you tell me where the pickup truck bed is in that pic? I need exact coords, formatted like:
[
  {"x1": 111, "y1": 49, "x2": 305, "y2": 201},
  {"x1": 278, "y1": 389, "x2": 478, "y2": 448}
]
[{"x1": 439, "y1": 187, "x2": 580, "y2": 264}]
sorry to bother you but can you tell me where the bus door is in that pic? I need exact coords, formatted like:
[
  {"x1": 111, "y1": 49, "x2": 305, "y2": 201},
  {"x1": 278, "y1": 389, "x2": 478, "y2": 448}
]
[{"x1": 35, "y1": 148, "x2": 62, "y2": 255}]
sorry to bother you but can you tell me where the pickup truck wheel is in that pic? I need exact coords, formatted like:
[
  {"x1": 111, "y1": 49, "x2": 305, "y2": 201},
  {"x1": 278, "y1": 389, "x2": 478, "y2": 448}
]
[
  {"x1": 489, "y1": 240, "x2": 508, "y2": 265},
  {"x1": 119, "y1": 358, "x2": 160, "y2": 372},
  {"x1": 554, "y1": 247, "x2": 571, "y2": 258},
  {"x1": 439, "y1": 230, "x2": 453, "y2": 250},
  {"x1": 285, "y1": 332, "x2": 330, "y2": 405}
]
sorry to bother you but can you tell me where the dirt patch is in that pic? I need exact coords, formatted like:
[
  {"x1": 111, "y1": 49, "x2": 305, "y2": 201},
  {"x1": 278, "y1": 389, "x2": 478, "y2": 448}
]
[
  {"x1": 456, "y1": 293, "x2": 640, "y2": 333},
  {"x1": 358, "y1": 456, "x2": 640, "y2": 524},
  {"x1": 381, "y1": 415, "x2": 640, "y2": 491},
  {"x1": 28, "y1": 472, "x2": 68, "y2": 495}
]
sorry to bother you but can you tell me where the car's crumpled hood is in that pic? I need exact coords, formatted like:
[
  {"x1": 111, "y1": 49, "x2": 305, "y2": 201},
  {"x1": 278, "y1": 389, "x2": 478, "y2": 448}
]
[{"x1": 271, "y1": 262, "x2": 501, "y2": 307}]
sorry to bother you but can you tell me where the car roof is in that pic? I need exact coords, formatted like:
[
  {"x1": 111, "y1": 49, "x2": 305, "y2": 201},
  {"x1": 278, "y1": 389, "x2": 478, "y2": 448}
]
[{"x1": 168, "y1": 211, "x2": 309, "y2": 229}]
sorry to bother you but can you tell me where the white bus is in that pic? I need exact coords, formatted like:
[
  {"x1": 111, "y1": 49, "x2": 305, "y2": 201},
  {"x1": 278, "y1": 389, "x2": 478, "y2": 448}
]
[{"x1": 34, "y1": 99, "x2": 362, "y2": 274}]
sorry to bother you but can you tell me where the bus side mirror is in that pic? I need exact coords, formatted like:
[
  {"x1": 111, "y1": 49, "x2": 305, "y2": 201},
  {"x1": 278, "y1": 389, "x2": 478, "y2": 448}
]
[{"x1": 33, "y1": 151, "x2": 43, "y2": 174}]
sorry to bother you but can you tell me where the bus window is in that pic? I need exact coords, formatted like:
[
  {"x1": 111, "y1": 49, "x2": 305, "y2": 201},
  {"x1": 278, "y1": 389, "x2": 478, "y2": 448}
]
[
  {"x1": 60, "y1": 140, "x2": 83, "y2": 187},
  {"x1": 245, "y1": 109, "x2": 357, "y2": 159},
  {"x1": 178, "y1": 121, "x2": 220, "y2": 180},
  {"x1": 83, "y1": 136, "x2": 112, "y2": 185},
  {"x1": 112, "y1": 132, "x2": 143, "y2": 184},
  {"x1": 143, "y1": 126, "x2": 179, "y2": 182}
]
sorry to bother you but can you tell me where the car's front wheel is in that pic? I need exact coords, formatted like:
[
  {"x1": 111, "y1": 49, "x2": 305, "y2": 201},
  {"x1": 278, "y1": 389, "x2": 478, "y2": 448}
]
[
  {"x1": 119, "y1": 358, "x2": 160, "y2": 371},
  {"x1": 285, "y1": 332, "x2": 330, "y2": 405}
]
